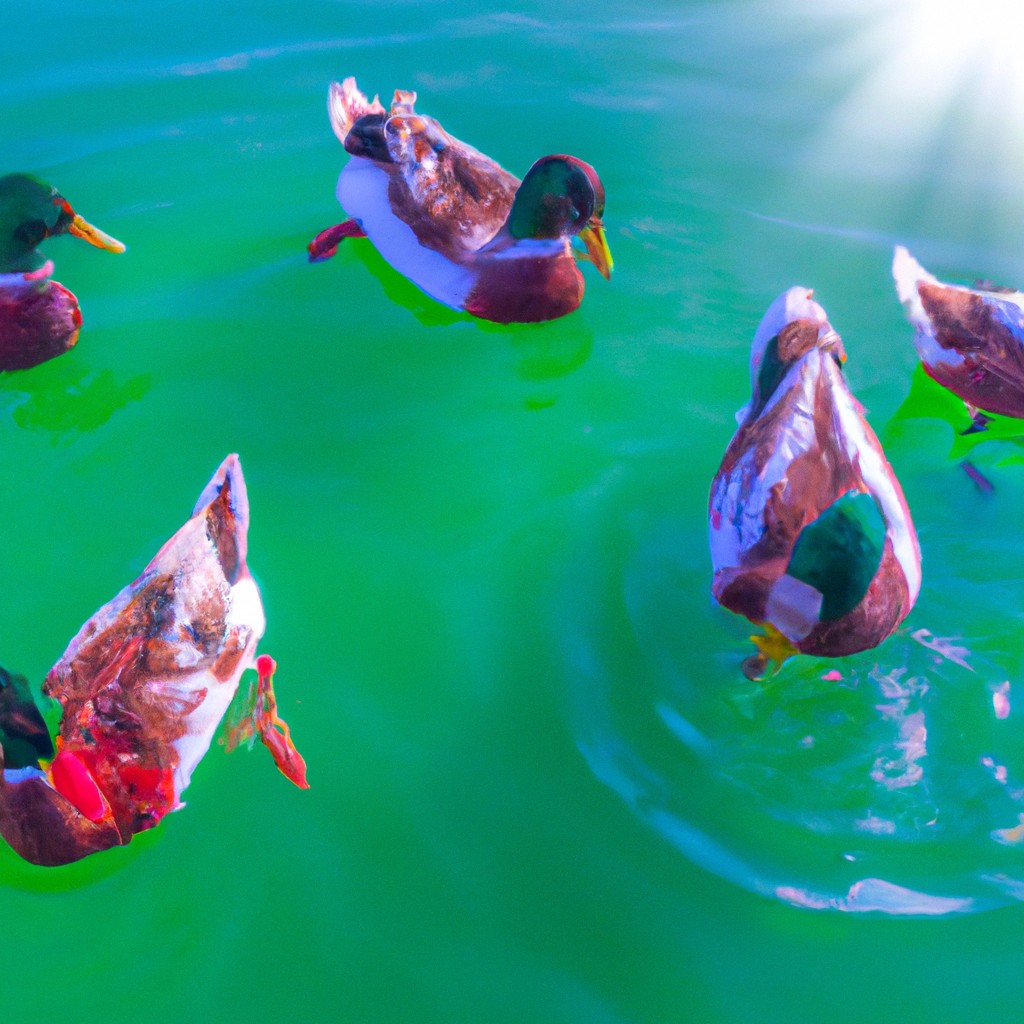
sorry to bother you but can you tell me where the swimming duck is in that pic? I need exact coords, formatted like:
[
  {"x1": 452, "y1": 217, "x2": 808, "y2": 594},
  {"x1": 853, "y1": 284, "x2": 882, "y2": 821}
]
[
  {"x1": 0, "y1": 455, "x2": 307, "y2": 867},
  {"x1": 0, "y1": 173, "x2": 124, "y2": 371},
  {"x1": 308, "y1": 78, "x2": 612, "y2": 324},
  {"x1": 709, "y1": 288, "x2": 921, "y2": 678},
  {"x1": 893, "y1": 246, "x2": 1024, "y2": 430}
]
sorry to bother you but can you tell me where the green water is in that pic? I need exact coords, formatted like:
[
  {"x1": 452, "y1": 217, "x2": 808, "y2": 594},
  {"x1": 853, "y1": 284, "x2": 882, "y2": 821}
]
[{"x1": 6, "y1": 0, "x2": 1024, "y2": 1020}]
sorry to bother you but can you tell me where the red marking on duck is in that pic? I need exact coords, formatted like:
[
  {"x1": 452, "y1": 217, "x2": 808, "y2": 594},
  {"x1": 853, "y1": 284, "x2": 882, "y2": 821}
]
[
  {"x1": 224, "y1": 654, "x2": 309, "y2": 790},
  {"x1": 49, "y1": 748, "x2": 110, "y2": 823}
]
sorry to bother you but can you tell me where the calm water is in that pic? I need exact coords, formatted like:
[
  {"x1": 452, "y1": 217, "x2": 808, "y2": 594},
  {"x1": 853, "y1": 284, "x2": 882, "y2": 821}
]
[{"x1": 6, "y1": 0, "x2": 1024, "y2": 1020}]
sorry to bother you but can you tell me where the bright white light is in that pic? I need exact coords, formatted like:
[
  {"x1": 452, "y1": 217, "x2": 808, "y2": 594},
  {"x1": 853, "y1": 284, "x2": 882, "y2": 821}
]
[
  {"x1": 825, "y1": 0, "x2": 1024, "y2": 142},
  {"x1": 897, "y1": 0, "x2": 1024, "y2": 110},
  {"x1": 781, "y1": 0, "x2": 1024, "y2": 221},
  {"x1": 901, "y1": 0, "x2": 1022, "y2": 59},
  {"x1": 901, "y1": 0, "x2": 1018, "y2": 49}
]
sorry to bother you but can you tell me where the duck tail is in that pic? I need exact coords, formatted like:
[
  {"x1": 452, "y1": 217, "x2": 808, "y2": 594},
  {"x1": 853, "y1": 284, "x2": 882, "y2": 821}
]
[
  {"x1": 892, "y1": 245, "x2": 937, "y2": 326},
  {"x1": 390, "y1": 89, "x2": 417, "y2": 116},
  {"x1": 328, "y1": 78, "x2": 386, "y2": 144}
]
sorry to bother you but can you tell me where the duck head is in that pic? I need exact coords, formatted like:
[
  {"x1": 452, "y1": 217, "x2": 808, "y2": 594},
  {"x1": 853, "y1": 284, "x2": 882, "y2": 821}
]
[
  {"x1": 0, "y1": 173, "x2": 125, "y2": 274},
  {"x1": 743, "y1": 287, "x2": 846, "y2": 422},
  {"x1": 0, "y1": 667, "x2": 53, "y2": 770},
  {"x1": 506, "y1": 156, "x2": 613, "y2": 278}
]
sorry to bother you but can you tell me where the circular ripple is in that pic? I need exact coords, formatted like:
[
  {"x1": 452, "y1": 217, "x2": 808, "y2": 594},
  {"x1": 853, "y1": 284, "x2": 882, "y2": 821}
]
[{"x1": 560, "y1": 487, "x2": 1024, "y2": 916}]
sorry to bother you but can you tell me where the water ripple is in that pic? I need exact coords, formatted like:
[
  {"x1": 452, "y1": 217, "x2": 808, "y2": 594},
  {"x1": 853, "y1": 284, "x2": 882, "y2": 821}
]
[{"x1": 558, "y1": 468, "x2": 1024, "y2": 916}]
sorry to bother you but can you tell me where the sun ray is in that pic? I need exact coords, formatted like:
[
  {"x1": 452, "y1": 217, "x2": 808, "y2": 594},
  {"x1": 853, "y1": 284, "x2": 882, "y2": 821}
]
[{"x1": 753, "y1": 0, "x2": 1024, "y2": 266}]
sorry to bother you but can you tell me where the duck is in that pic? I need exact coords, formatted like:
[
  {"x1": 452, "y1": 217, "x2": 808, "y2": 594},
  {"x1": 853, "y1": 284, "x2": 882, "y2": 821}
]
[
  {"x1": 0, "y1": 455, "x2": 307, "y2": 867},
  {"x1": 709, "y1": 288, "x2": 921, "y2": 678},
  {"x1": 0, "y1": 173, "x2": 124, "y2": 371},
  {"x1": 893, "y1": 245, "x2": 1024, "y2": 431},
  {"x1": 308, "y1": 78, "x2": 612, "y2": 324}
]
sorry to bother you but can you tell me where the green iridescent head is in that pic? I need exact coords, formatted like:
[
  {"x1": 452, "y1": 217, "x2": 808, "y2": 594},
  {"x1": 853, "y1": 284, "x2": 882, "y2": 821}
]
[
  {"x1": 0, "y1": 173, "x2": 125, "y2": 274},
  {"x1": 507, "y1": 156, "x2": 612, "y2": 278},
  {"x1": 0, "y1": 664, "x2": 55, "y2": 769}
]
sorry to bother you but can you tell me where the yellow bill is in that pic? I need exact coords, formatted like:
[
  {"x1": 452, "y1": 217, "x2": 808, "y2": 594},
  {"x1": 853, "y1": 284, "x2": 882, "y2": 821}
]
[
  {"x1": 69, "y1": 213, "x2": 126, "y2": 254},
  {"x1": 577, "y1": 219, "x2": 613, "y2": 280}
]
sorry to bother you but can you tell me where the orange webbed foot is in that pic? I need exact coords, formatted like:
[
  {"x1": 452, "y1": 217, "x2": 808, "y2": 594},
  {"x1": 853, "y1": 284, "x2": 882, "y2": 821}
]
[
  {"x1": 224, "y1": 655, "x2": 309, "y2": 789},
  {"x1": 307, "y1": 219, "x2": 366, "y2": 262},
  {"x1": 742, "y1": 623, "x2": 798, "y2": 681}
]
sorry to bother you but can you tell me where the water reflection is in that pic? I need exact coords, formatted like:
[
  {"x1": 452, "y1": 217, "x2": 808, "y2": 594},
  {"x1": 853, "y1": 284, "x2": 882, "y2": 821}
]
[
  {"x1": 342, "y1": 243, "x2": 472, "y2": 328},
  {"x1": 329, "y1": 234, "x2": 597, "y2": 382},
  {"x1": 508, "y1": 323, "x2": 593, "y2": 385},
  {"x1": 0, "y1": 822, "x2": 154, "y2": 893},
  {"x1": 889, "y1": 365, "x2": 1024, "y2": 463},
  {"x1": 1, "y1": 361, "x2": 150, "y2": 443}
]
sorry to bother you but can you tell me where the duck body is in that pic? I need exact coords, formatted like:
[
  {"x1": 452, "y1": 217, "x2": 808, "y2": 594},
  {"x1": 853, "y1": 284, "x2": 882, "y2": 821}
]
[
  {"x1": 0, "y1": 455, "x2": 307, "y2": 867},
  {"x1": 0, "y1": 263, "x2": 82, "y2": 370},
  {"x1": 709, "y1": 289, "x2": 921, "y2": 669},
  {"x1": 893, "y1": 245, "x2": 1024, "y2": 419},
  {"x1": 0, "y1": 173, "x2": 124, "y2": 371},
  {"x1": 309, "y1": 79, "x2": 611, "y2": 324}
]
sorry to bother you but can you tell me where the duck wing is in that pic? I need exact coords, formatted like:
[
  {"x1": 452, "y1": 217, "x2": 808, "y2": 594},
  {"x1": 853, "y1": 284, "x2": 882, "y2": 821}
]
[
  {"x1": 330, "y1": 79, "x2": 519, "y2": 260},
  {"x1": 43, "y1": 455, "x2": 264, "y2": 832},
  {"x1": 919, "y1": 283, "x2": 1024, "y2": 403},
  {"x1": 385, "y1": 88, "x2": 524, "y2": 260},
  {"x1": 384, "y1": 110, "x2": 520, "y2": 260}
]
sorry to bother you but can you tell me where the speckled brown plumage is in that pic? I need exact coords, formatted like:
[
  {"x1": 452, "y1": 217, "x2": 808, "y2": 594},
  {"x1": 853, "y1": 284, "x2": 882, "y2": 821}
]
[
  {"x1": 918, "y1": 281, "x2": 1024, "y2": 417},
  {"x1": 0, "y1": 456, "x2": 273, "y2": 866}
]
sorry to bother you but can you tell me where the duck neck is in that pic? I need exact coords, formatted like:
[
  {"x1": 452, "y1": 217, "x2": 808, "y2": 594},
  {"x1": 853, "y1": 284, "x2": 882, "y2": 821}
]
[{"x1": 481, "y1": 227, "x2": 568, "y2": 259}]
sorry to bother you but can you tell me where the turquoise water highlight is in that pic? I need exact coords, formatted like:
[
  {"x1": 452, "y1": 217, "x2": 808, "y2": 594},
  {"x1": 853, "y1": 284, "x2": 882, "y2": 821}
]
[{"x1": 7, "y1": 0, "x2": 1024, "y2": 1020}]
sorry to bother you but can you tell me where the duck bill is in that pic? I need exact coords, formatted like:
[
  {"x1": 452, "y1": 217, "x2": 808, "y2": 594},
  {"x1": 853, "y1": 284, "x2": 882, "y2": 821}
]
[
  {"x1": 577, "y1": 219, "x2": 613, "y2": 279},
  {"x1": 68, "y1": 213, "x2": 126, "y2": 254}
]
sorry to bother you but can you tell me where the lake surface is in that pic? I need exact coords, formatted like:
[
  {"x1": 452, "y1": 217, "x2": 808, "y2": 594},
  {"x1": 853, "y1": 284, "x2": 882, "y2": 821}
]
[{"x1": 6, "y1": 0, "x2": 1024, "y2": 1020}]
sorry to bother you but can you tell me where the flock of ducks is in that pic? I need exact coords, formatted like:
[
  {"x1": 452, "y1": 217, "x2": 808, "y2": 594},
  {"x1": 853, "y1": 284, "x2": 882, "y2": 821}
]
[{"x1": 0, "y1": 77, "x2": 1019, "y2": 861}]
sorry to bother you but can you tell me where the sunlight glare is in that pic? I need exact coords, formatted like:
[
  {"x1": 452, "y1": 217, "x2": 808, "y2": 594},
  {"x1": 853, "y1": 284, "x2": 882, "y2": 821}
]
[
  {"x1": 900, "y1": 0, "x2": 1023, "y2": 70},
  {"x1": 801, "y1": 0, "x2": 1024, "y2": 189}
]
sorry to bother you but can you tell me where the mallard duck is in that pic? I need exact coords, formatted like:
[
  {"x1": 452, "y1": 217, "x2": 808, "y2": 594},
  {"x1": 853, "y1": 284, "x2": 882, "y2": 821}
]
[
  {"x1": 0, "y1": 455, "x2": 307, "y2": 867},
  {"x1": 0, "y1": 173, "x2": 124, "y2": 371},
  {"x1": 893, "y1": 245, "x2": 1024, "y2": 429},
  {"x1": 308, "y1": 78, "x2": 612, "y2": 324},
  {"x1": 709, "y1": 288, "x2": 921, "y2": 677}
]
